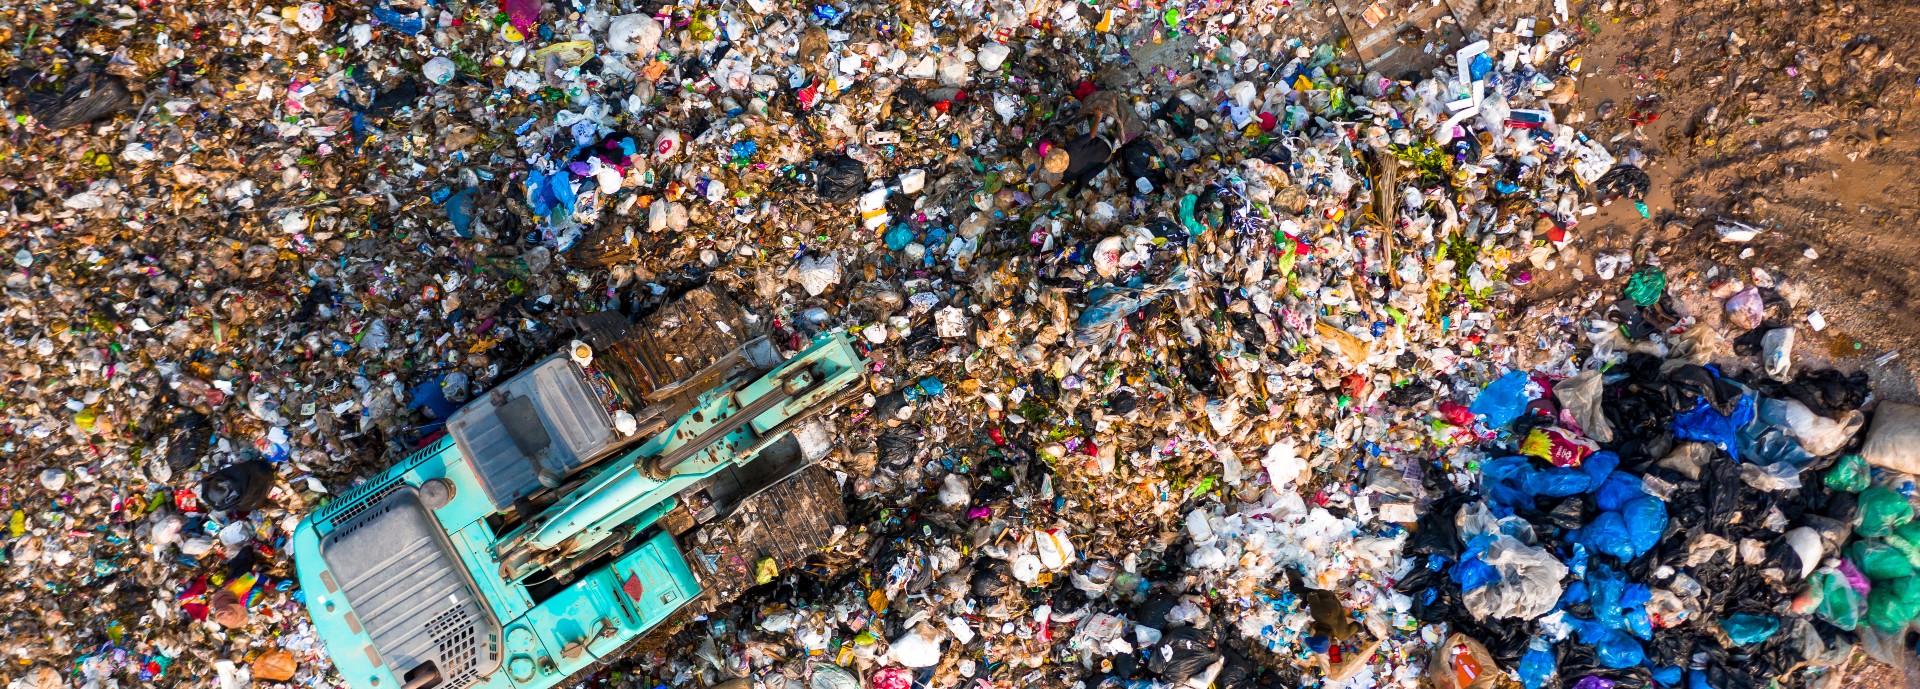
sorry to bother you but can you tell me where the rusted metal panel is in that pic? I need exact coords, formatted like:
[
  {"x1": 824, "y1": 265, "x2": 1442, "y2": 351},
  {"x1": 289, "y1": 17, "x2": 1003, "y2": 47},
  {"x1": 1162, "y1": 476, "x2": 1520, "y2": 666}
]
[
  {"x1": 684, "y1": 464, "x2": 845, "y2": 601},
  {"x1": 575, "y1": 286, "x2": 753, "y2": 409}
]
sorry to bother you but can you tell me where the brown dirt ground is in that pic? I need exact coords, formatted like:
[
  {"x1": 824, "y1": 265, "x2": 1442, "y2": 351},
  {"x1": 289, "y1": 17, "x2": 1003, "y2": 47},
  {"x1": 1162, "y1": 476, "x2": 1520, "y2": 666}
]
[{"x1": 1554, "y1": 0, "x2": 1920, "y2": 403}]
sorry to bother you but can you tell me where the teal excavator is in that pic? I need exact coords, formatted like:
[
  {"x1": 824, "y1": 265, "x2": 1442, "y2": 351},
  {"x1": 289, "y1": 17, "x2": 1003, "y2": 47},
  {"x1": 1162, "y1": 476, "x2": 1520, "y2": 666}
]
[{"x1": 291, "y1": 287, "x2": 867, "y2": 689}]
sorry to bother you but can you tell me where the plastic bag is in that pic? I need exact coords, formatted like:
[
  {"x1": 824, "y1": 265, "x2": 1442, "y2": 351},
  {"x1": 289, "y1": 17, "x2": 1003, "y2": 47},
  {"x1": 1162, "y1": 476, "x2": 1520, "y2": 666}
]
[
  {"x1": 1570, "y1": 619, "x2": 1646, "y2": 669},
  {"x1": 1462, "y1": 535, "x2": 1568, "y2": 620},
  {"x1": 1429, "y1": 633, "x2": 1499, "y2": 689},
  {"x1": 29, "y1": 71, "x2": 133, "y2": 130},
  {"x1": 1554, "y1": 370, "x2": 1614, "y2": 443},
  {"x1": 1825, "y1": 454, "x2": 1871, "y2": 493},
  {"x1": 816, "y1": 155, "x2": 869, "y2": 203},
  {"x1": 1718, "y1": 614, "x2": 1779, "y2": 646},
  {"x1": 1760, "y1": 328, "x2": 1795, "y2": 381},
  {"x1": 1802, "y1": 568, "x2": 1865, "y2": 630},
  {"x1": 1848, "y1": 540, "x2": 1915, "y2": 581},
  {"x1": 1861, "y1": 403, "x2": 1920, "y2": 475},
  {"x1": 1518, "y1": 640, "x2": 1557, "y2": 689},
  {"x1": 608, "y1": 14, "x2": 664, "y2": 55},
  {"x1": 1725, "y1": 287, "x2": 1765, "y2": 330},
  {"x1": 1673, "y1": 394, "x2": 1757, "y2": 460},
  {"x1": 1148, "y1": 626, "x2": 1223, "y2": 684},
  {"x1": 810, "y1": 665, "x2": 861, "y2": 689},
  {"x1": 201, "y1": 460, "x2": 276, "y2": 512},
  {"x1": 1856, "y1": 486, "x2": 1913, "y2": 538},
  {"x1": 888, "y1": 627, "x2": 943, "y2": 667},
  {"x1": 795, "y1": 254, "x2": 843, "y2": 296},
  {"x1": 1623, "y1": 268, "x2": 1666, "y2": 307},
  {"x1": 1621, "y1": 496, "x2": 1669, "y2": 559},
  {"x1": 1471, "y1": 371, "x2": 1536, "y2": 429},
  {"x1": 1774, "y1": 398, "x2": 1862, "y2": 456},
  {"x1": 1780, "y1": 526, "x2": 1823, "y2": 580},
  {"x1": 1577, "y1": 511, "x2": 1636, "y2": 561},
  {"x1": 1074, "y1": 266, "x2": 1193, "y2": 345},
  {"x1": 1866, "y1": 575, "x2": 1920, "y2": 632}
]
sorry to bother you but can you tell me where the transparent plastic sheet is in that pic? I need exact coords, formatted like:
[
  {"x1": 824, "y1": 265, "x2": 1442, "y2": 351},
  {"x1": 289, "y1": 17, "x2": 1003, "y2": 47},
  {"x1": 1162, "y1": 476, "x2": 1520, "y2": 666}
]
[{"x1": 1554, "y1": 370, "x2": 1614, "y2": 443}]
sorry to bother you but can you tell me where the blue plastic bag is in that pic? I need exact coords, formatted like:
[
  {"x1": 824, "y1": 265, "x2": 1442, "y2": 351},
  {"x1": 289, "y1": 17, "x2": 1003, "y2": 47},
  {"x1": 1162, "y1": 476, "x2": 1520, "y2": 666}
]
[
  {"x1": 1471, "y1": 371, "x2": 1535, "y2": 429},
  {"x1": 1451, "y1": 557, "x2": 1501, "y2": 592},
  {"x1": 1621, "y1": 496, "x2": 1669, "y2": 559},
  {"x1": 1672, "y1": 393, "x2": 1757, "y2": 460},
  {"x1": 1519, "y1": 640, "x2": 1557, "y2": 689},
  {"x1": 1581, "y1": 451, "x2": 1622, "y2": 488},
  {"x1": 1592, "y1": 629, "x2": 1646, "y2": 668},
  {"x1": 1481, "y1": 455, "x2": 1594, "y2": 510},
  {"x1": 1075, "y1": 266, "x2": 1192, "y2": 345},
  {"x1": 1569, "y1": 618, "x2": 1646, "y2": 668},
  {"x1": 1652, "y1": 666, "x2": 1682, "y2": 686},
  {"x1": 1577, "y1": 511, "x2": 1636, "y2": 561},
  {"x1": 369, "y1": 3, "x2": 426, "y2": 34},
  {"x1": 1594, "y1": 471, "x2": 1647, "y2": 511},
  {"x1": 527, "y1": 170, "x2": 554, "y2": 215},
  {"x1": 884, "y1": 225, "x2": 915, "y2": 251},
  {"x1": 446, "y1": 188, "x2": 477, "y2": 238}
]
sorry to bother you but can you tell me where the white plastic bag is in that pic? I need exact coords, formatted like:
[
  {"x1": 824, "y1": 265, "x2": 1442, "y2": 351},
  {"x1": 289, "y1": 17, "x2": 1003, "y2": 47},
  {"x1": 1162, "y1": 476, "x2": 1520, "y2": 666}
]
[
  {"x1": 1776, "y1": 398, "x2": 1862, "y2": 457},
  {"x1": 1461, "y1": 535, "x2": 1567, "y2": 620},
  {"x1": 608, "y1": 14, "x2": 663, "y2": 55},
  {"x1": 1262, "y1": 441, "x2": 1304, "y2": 487},
  {"x1": 1034, "y1": 527, "x2": 1077, "y2": 570},
  {"x1": 794, "y1": 254, "x2": 842, "y2": 296},
  {"x1": 888, "y1": 627, "x2": 942, "y2": 667},
  {"x1": 976, "y1": 42, "x2": 1011, "y2": 71},
  {"x1": 1761, "y1": 328, "x2": 1795, "y2": 381}
]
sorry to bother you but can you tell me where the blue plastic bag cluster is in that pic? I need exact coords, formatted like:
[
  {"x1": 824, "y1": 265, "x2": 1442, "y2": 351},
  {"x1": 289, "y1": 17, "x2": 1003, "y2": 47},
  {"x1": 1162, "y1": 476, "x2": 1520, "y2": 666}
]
[
  {"x1": 1476, "y1": 448, "x2": 1677, "y2": 678},
  {"x1": 1471, "y1": 371, "x2": 1536, "y2": 429},
  {"x1": 1573, "y1": 470, "x2": 1668, "y2": 561}
]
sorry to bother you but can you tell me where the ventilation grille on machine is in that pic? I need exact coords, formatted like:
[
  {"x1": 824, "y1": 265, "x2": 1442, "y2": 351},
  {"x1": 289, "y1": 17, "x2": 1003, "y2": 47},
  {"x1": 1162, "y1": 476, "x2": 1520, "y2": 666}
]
[
  {"x1": 425, "y1": 605, "x2": 485, "y2": 689},
  {"x1": 313, "y1": 436, "x2": 452, "y2": 531}
]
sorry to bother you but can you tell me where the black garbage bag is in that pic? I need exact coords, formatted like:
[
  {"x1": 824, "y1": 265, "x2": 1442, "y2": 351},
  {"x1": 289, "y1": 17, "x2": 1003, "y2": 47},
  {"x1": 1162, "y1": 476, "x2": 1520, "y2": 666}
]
[
  {"x1": 1594, "y1": 163, "x2": 1652, "y2": 201},
  {"x1": 1180, "y1": 345, "x2": 1220, "y2": 396},
  {"x1": 1148, "y1": 626, "x2": 1222, "y2": 685},
  {"x1": 1105, "y1": 389, "x2": 1138, "y2": 415},
  {"x1": 1215, "y1": 647, "x2": 1256, "y2": 689},
  {"x1": 1701, "y1": 459, "x2": 1746, "y2": 533},
  {"x1": 1666, "y1": 365, "x2": 1746, "y2": 415},
  {"x1": 361, "y1": 78, "x2": 422, "y2": 115},
  {"x1": 163, "y1": 411, "x2": 210, "y2": 470},
  {"x1": 815, "y1": 154, "x2": 867, "y2": 203},
  {"x1": 1601, "y1": 356, "x2": 1678, "y2": 466},
  {"x1": 201, "y1": 460, "x2": 276, "y2": 512},
  {"x1": 1784, "y1": 369, "x2": 1872, "y2": 418},
  {"x1": 1396, "y1": 566, "x2": 1461, "y2": 622},
  {"x1": 876, "y1": 427, "x2": 919, "y2": 466},
  {"x1": 1229, "y1": 312, "x2": 1267, "y2": 350},
  {"x1": 1405, "y1": 492, "x2": 1471, "y2": 558},
  {"x1": 29, "y1": 71, "x2": 132, "y2": 130},
  {"x1": 1133, "y1": 591, "x2": 1180, "y2": 631},
  {"x1": 969, "y1": 560, "x2": 1015, "y2": 599},
  {"x1": 291, "y1": 283, "x2": 335, "y2": 322},
  {"x1": 1119, "y1": 138, "x2": 1169, "y2": 191}
]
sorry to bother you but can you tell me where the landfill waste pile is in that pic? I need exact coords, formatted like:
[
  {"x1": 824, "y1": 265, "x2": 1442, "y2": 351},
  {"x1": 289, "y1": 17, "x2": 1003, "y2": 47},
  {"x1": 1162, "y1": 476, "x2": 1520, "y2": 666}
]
[{"x1": 1, "y1": 0, "x2": 1918, "y2": 686}]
